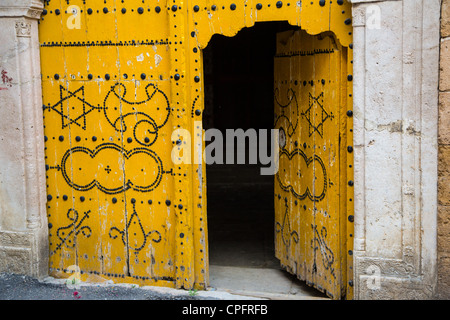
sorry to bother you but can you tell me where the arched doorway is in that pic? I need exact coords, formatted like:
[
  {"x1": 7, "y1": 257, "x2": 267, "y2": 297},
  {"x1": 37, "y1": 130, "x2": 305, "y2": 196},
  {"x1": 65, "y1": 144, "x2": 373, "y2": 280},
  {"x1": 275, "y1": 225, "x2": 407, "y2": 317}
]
[{"x1": 38, "y1": 0, "x2": 353, "y2": 299}]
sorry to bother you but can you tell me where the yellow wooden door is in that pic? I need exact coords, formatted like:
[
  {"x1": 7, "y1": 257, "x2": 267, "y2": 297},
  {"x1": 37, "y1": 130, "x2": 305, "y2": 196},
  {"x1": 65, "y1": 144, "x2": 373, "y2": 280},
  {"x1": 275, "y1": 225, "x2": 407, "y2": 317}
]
[
  {"x1": 39, "y1": 0, "x2": 186, "y2": 287},
  {"x1": 274, "y1": 29, "x2": 352, "y2": 299}
]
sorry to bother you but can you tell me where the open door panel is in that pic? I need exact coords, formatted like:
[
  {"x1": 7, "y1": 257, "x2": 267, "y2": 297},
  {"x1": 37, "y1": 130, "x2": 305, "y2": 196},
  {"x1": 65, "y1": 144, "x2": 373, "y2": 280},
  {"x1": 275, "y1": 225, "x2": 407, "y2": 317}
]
[{"x1": 274, "y1": 29, "x2": 349, "y2": 299}]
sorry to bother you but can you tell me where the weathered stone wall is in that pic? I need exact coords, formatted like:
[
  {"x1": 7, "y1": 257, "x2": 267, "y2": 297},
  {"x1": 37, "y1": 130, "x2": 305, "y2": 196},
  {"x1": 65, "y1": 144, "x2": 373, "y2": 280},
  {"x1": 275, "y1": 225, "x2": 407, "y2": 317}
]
[
  {"x1": 0, "y1": 0, "x2": 48, "y2": 278},
  {"x1": 351, "y1": 0, "x2": 440, "y2": 299},
  {"x1": 438, "y1": 0, "x2": 450, "y2": 300}
]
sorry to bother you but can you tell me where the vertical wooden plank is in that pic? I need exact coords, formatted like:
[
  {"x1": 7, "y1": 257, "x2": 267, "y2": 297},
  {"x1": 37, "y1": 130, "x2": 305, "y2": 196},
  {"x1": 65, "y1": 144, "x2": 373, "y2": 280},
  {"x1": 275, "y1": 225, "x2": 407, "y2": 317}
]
[
  {"x1": 346, "y1": 46, "x2": 355, "y2": 300},
  {"x1": 274, "y1": 29, "x2": 348, "y2": 299},
  {"x1": 301, "y1": 31, "x2": 317, "y2": 290},
  {"x1": 285, "y1": 29, "x2": 296, "y2": 274},
  {"x1": 312, "y1": 34, "x2": 342, "y2": 298},
  {"x1": 187, "y1": 1, "x2": 210, "y2": 289},
  {"x1": 290, "y1": 30, "x2": 302, "y2": 278},
  {"x1": 115, "y1": 0, "x2": 176, "y2": 285},
  {"x1": 191, "y1": 52, "x2": 209, "y2": 289},
  {"x1": 168, "y1": 3, "x2": 196, "y2": 289},
  {"x1": 274, "y1": 30, "x2": 296, "y2": 272}
]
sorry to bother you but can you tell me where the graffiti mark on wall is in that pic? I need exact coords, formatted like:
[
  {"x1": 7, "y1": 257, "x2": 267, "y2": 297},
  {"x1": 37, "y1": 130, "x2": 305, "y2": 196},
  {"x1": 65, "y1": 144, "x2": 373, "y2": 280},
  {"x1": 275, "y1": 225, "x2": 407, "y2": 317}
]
[{"x1": 1, "y1": 70, "x2": 13, "y2": 90}]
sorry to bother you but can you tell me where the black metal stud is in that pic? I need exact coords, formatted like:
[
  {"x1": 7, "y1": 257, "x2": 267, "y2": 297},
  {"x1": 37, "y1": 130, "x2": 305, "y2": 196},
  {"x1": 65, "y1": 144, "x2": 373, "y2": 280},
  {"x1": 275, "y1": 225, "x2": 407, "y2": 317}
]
[
  {"x1": 105, "y1": 74, "x2": 110, "y2": 80},
  {"x1": 194, "y1": 76, "x2": 200, "y2": 82},
  {"x1": 230, "y1": 4, "x2": 236, "y2": 10},
  {"x1": 195, "y1": 109, "x2": 201, "y2": 116},
  {"x1": 348, "y1": 180, "x2": 354, "y2": 186},
  {"x1": 131, "y1": 198, "x2": 136, "y2": 204},
  {"x1": 348, "y1": 215, "x2": 354, "y2": 222},
  {"x1": 191, "y1": 31, "x2": 196, "y2": 37},
  {"x1": 166, "y1": 200, "x2": 171, "y2": 206},
  {"x1": 138, "y1": 7, "x2": 144, "y2": 14},
  {"x1": 211, "y1": 5, "x2": 217, "y2": 11},
  {"x1": 42, "y1": 9, "x2": 47, "y2": 15},
  {"x1": 256, "y1": 3, "x2": 262, "y2": 10},
  {"x1": 178, "y1": 204, "x2": 183, "y2": 209},
  {"x1": 155, "y1": 6, "x2": 161, "y2": 13},
  {"x1": 319, "y1": 0, "x2": 325, "y2": 6},
  {"x1": 148, "y1": 199, "x2": 152, "y2": 205},
  {"x1": 127, "y1": 137, "x2": 132, "y2": 143},
  {"x1": 141, "y1": 73, "x2": 146, "y2": 80},
  {"x1": 276, "y1": 1, "x2": 283, "y2": 8},
  {"x1": 55, "y1": 9, "x2": 60, "y2": 15},
  {"x1": 172, "y1": 5, "x2": 178, "y2": 12},
  {"x1": 345, "y1": 18, "x2": 352, "y2": 25},
  {"x1": 347, "y1": 146, "x2": 353, "y2": 153},
  {"x1": 348, "y1": 280, "x2": 354, "y2": 287},
  {"x1": 193, "y1": 5, "x2": 200, "y2": 12},
  {"x1": 103, "y1": 7, "x2": 108, "y2": 13},
  {"x1": 174, "y1": 74, "x2": 180, "y2": 81},
  {"x1": 59, "y1": 135, "x2": 64, "y2": 141},
  {"x1": 347, "y1": 110, "x2": 353, "y2": 117},
  {"x1": 347, "y1": 74, "x2": 353, "y2": 81},
  {"x1": 121, "y1": 8, "x2": 126, "y2": 14},
  {"x1": 176, "y1": 139, "x2": 182, "y2": 145},
  {"x1": 47, "y1": 194, "x2": 52, "y2": 201},
  {"x1": 144, "y1": 137, "x2": 150, "y2": 143},
  {"x1": 112, "y1": 197, "x2": 117, "y2": 204},
  {"x1": 180, "y1": 233, "x2": 184, "y2": 238},
  {"x1": 48, "y1": 223, "x2": 53, "y2": 229},
  {"x1": 337, "y1": 0, "x2": 344, "y2": 5},
  {"x1": 80, "y1": 196, "x2": 85, "y2": 202},
  {"x1": 87, "y1": 8, "x2": 93, "y2": 14},
  {"x1": 63, "y1": 195, "x2": 68, "y2": 201},
  {"x1": 54, "y1": 74, "x2": 59, "y2": 80},
  {"x1": 88, "y1": 74, "x2": 93, "y2": 80},
  {"x1": 92, "y1": 136, "x2": 97, "y2": 142}
]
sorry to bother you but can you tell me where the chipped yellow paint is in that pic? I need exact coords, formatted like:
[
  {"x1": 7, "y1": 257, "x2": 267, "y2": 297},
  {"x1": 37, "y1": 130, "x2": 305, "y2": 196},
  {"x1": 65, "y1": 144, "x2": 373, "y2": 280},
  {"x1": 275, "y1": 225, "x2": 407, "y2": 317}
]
[{"x1": 39, "y1": 0, "x2": 353, "y2": 296}]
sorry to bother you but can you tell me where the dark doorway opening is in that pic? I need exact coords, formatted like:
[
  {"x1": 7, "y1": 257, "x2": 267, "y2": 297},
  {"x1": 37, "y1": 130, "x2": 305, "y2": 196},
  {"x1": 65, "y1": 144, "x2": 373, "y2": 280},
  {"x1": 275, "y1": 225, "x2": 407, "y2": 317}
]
[
  {"x1": 202, "y1": 22, "x2": 330, "y2": 299},
  {"x1": 203, "y1": 22, "x2": 294, "y2": 269}
]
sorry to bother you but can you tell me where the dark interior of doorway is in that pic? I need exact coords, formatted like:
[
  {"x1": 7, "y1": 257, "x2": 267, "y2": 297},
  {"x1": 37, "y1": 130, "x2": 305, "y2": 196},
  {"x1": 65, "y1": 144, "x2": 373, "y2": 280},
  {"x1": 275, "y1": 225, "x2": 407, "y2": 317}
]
[
  {"x1": 202, "y1": 22, "x2": 329, "y2": 298},
  {"x1": 203, "y1": 22, "x2": 293, "y2": 269}
]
